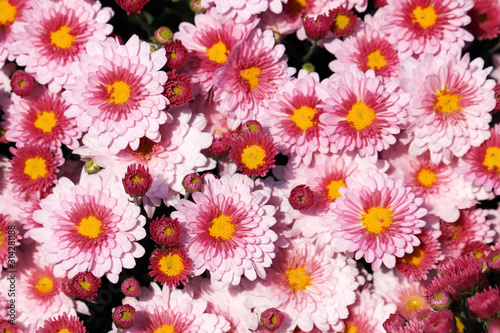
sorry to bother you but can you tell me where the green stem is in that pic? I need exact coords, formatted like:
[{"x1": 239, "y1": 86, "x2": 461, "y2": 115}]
[
  {"x1": 302, "y1": 40, "x2": 317, "y2": 63},
  {"x1": 134, "y1": 13, "x2": 153, "y2": 38}
]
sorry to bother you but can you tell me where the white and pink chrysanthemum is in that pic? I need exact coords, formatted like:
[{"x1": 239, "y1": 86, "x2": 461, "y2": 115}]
[
  {"x1": 243, "y1": 239, "x2": 359, "y2": 332},
  {"x1": 326, "y1": 169, "x2": 427, "y2": 271},
  {"x1": 399, "y1": 53, "x2": 495, "y2": 164},
  {"x1": 319, "y1": 66, "x2": 409, "y2": 162},
  {"x1": 325, "y1": 12, "x2": 407, "y2": 83},
  {"x1": 212, "y1": 28, "x2": 291, "y2": 129},
  {"x1": 118, "y1": 282, "x2": 230, "y2": 333},
  {"x1": 383, "y1": 142, "x2": 476, "y2": 222},
  {"x1": 200, "y1": 0, "x2": 282, "y2": 24},
  {"x1": 74, "y1": 107, "x2": 215, "y2": 217},
  {"x1": 174, "y1": 9, "x2": 253, "y2": 96},
  {"x1": 9, "y1": 0, "x2": 113, "y2": 92},
  {"x1": 171, "y1": 173, "x2": 278, "y2": 289},
  {"x1": 63, "y1": 35, "x2": 169, "y2": 154},
  {"x1": 0, "y1": 0, "x2": 31, "y2": 67},
  {"x1": 264, "y1": 70, "x2": 333, "y2": 167},
  {"x1": 380, "y1": 0, "x2": 474, "y2": 57},
  {"x1": 458, "y1": 124, "x2": 500, "y2": 195},
  {"x1": 31, "y1": 172, "x2": 146, "y2": 283},
  {"x1": 3, "y1": 87, "x2": 81, "y2": 152}
]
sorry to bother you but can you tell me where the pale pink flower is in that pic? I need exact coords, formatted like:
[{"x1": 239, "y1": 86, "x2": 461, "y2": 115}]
[
  {"x1": 0, "y1": 0, "x2": 31, "y2": 67},
  {"x1": 201, "y1": 0, "x2": 282, "y2": 24}
]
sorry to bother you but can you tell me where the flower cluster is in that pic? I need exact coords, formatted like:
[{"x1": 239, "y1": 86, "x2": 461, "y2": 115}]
[{"x1": 1, "y1": 0, "x2": 500, "y2": 332}]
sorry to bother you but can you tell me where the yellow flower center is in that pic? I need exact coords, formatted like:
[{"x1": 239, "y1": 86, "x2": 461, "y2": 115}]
[
  {"x1": 0, "y1": 230, "x2": 3, "y2": 246},
  {"x1": 206, "y1": 38, "x2": 230, "y2": 64},
  {"x1": 158, "y1": 253, "x2": 185, "y2": 277},
  {"x1": 346, "y1": 100, "x2": 376, "y2": 130},
  {"x1": 483, "y1": 146, "x2": 500, "y2": 171},
  {"x1": 163, "y1": 226, "x2": 174, "y2": 236},
  {"x1": 0, "y1": 0, "x2": 17, "y2": 26},
  {"x1": 240, "y1": 67, "x2": 262, "y2": 91},
  {"x1": 361, "y1": 206, "x2": 394, "y2": 234},
  {"x1": 50, "y1": 26, "x2": 76, "y2": 49},
  {"x1": 290, "y1": 106, "x2": 317, "y2": 131},
  {"x1": 401, "y1": 247, "x2": 425, "y2": 266},
  {"x1": 455, "y1": 316, "x2": 465, "y2": 333},
  {"x1": 345, "y1": 324, "x2": 357, "y2": 333},
  {"x1": 154, "y1": 325, "x2": 175, "y2": 333},
  {"x1": 131, "y1": 174, "x2": 144, "y2": 185},
  {"x1": 434, "y1": 90, "x2": 462, "y2": 114},
  {"x1": 107, "y1": 81, "x2": 131, "y2": 105},
  {"x1": 35, "y1": 276, "x2": 53, "y2": 295},
  {"x1": 335, "y1": 14, "x2": 350, "y2": 30},
  {"x1": 241, "y1": 145, "x2": 266, "y2": 170},
  {"x1": 412, "y1": 5, "x2": 438, "y2": 29},
  {"x1": 34, "y1": 111, "x2": 58, "y2": 133},
  {"x1": 406, "y1": 295, "x2": 425, "y2": 312},
  {"x1": 326, "y1": 179, "x2": 346, "y2": 201},
  {"x1": 286, "y1": 266, "x2": 312, "y2": 292},
  {"x1": 77, "y1": 279, "x2": 92, "y2": 291},
  {"x1": 270, "y1": 315, "x2": 278, "y2": 324},
  {"x1": 24, "y1": 157, "x2": 48, "y2": 180},
  {"x1": 77, "y1": 216, "x2": 103, "y2": 239},
  {"x1": 209, "y1": 214, "x2": 236, "y2": 241},
  {"x1": 417, "y1": 168, "x2": 437, "y2": 188},
  {"x1": 366, "y1": 49, "x2": 387, "y2": 71},
  {"x1": 57, "y1": 330, "x2": 71, "y2": 333},
  {"x1": 288, "y1": 0, "x2": 307, "y2": 12},
  {"x1": 121, "y1": 311, "x2": 133, "y2": 320},
  {"x1": 172, "y1": 85, "x2": 183, "y2": 96}
]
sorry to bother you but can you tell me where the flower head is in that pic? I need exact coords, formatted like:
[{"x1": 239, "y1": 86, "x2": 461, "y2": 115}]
[
  {"x1": 113, "y1": 304, "x2": 137, "y2": 329},
  {"x1": 37, "y1": 313, "x2": 87, "y2": 333},
  {"x1": 121, "y1": 277, "x2": 141, "y2": 297},
  {"x1": 115, "y1": 0, "x2": 149, "y2": 15},
  {"x1": 31, "y1": 172, "x2": 147, "y2": 283},
  {"x1": 150, "y1": 216, "x2": 182, "y2": 247},
  {"x1": 62, "y1": 271, "x2": 101, "y2": 300},
  {"x1": 303, "y1": 13, "x2": 331, "y2": 40},
  {"x1": 467, "y1": 286, "x2": 500, "y2": 319},
  {"x1": 466, "y1": 0, "x2": 500, "y2": 40},
  {"x1": 122, "y1": 163, "x2": 153, "y2": 198},
  {"x1": 329, "y1": 6, "x2": 358, "y2": 37},
  {"x1": 229, "y1": 130, "x2": 277, "y2": 177},
  {"x1": 164, "y1": 39, "x2": 189, "y2": 69},
  {"x1": 10, "y1": 69, "x2": 34, "y2": 97},
  {"x1": 260, "y1": 308, "x2": 284, "y2": 331},
  {"x1": 288, "y1": 184, "x2": 315, "y2": 211},
  {"x1": 149, "y1": 247, "x2": 193, "y2": 288},
  {"x1": 162, "y1": 70, "x2": 194, "y2": 107}
]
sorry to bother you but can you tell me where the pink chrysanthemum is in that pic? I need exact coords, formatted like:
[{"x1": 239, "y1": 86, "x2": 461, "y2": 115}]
[
  {"x1": 466, "y1": 0, "x2": 500, "y2": 40},
  {"x1": 399, "y1": 53, "x2": 495, "y2": 164},
  {"x1": 10, "y1": 69, "x2": 34, "y2": 97},
  {"x1": 327, "y1": 169, "x2": 427, "y2": 271},
  {"x1": 303, "y1": 13, "x2": 331, "y2": 40},
  {"x1": 148, "y1": 247, "x2": 193, "y2": 288},
  {"x1": 396, "y1": 228, "x2": 442, "y2": 282},
  {"x1": 8, "y1": 144, "x2": 63, "y2": 196},
  {"x1": 122, "y1": 163, "x2": 153, "y2": 198},
  {"x1": 119, "y1": 283, "x2": 230, "y2": 332},
  {"x1": 326, "y1": 12, "x2": 406, "y2": 82},
  {"x1": 212, "y1": 28, "x2": 290, "y2": 129},
  {"x1": 458, "y1": 124, "x2": 500, "y2": 195},
  {"x1": 150, "y1": 215, "x2": 182, "y2": 247},
  {"x1": 31, "y1": 172, "x2": 147, "y2": 283},
  {"x1": 264, "y1": 70, "x2": 332, "y2": 167},
  {"x1": 174, "y1": 9, "x2": 252, "y2": 95},
  {"x1": 121, "y1": 277, "x2": 141, "y2": 297},
  {"x1": 3, "y1": 87, "x2": 81, "y2": 151},
  {"x1": 164, "y1": 39, "x2": 189, "y2": 70},
  {"x1": 62, "y1": 271, "x2": 101, "y2": 300},
  {"x1": 116, "y1": 0, "x2": 149, "y2": 15},
  {"x1": 319, "y1": 66, "x2": 409, "y2": 162},
  {"x1": 201, "y1": 0, "x2": 282, "y2": 24},
  {"x1": 38, "y1": 313, "x2": 87, "y2": 333},
  {"x1": 113, "y1": 304, "x2": 137, "y2": 329},
  {"x1": 383, "y1": 143, "x2": 475, "y2": 222},
  {"x1": 0, "y1": 0, "x2": 31, "y2": 67},
  {"x1": 380, "y1": 0, "x2": 474, "y2": 57},
  {"x1": 229, "y1": 130, "x2": 278, "y2": 177},
  {"x1": 329, "y1": 6, "x2": 358, "y2": 37},
  {"x1": 439, "y1": 208, "x2": 495, "y2": 257},
  {"x1": 468, "y1": 286, "x2": 500, "y2": 319},
  {"x1": 171, "y1": 173, "x2": 278, "y2": 289},
  {"x1": 162, "y1": 70, "x2": 194, "y2": 107},
  {"x1": 63, "y1": 35, "x2": 169, "y2": 154},
  {"x1": 243, "y1": 239, "x2": 359, "y2": 332},
  {"x1": 9, "y1": 0, "x2": 113, "y2": 92}
]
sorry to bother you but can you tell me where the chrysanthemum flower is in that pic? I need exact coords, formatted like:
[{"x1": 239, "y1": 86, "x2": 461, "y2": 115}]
[
  {"x1": 0, "y1": 0, "x2": 31, "y2": 67},
  {"x1": 458, "y1": 124, "x2": 500, "y2": 195},
  {"x1": 399, "y1": 53, "x2": 495, "y2": 164},
  {"x1": 3, "y1": 87, "x2": 81, "y2": 152},
  {"x1": 201, "y1": 0, "x2": 282, "y2": 24},
  {"x1": 243, "y1": 239, "x2": 359, "y2": 332},
  {"x1": 174, "y1": 9, "x2": 251, "y2": 95},
  {"x1": 439, "y1": 208, "x2": 495, "y2": 257},
  {"x1": 38, "y1": 313, "x2": 87, "y2": 333},
  {"x1": 396, "y1": 228, "x2": 442, "y2": 282},
  {"x1": 326, "y1": 12, "x2": 406, "y2": 82},
  {"x1": 116, "y1": 0, "x2": 149, "y2": 15},
  {"x1": 383, "y1": 143, "x2": 475, "y2": 222},
  {"x1": 162, "y1": 70, "x2": 194, "y2": 107},
  {"x1": 438, "y1": 254, "x2": 484, "y2": 294},
  {"x1": 63, "y1": 35, "x2": 169, "y2": 154},
  {"x1": 164, "y1": 39, "x2": 189, "y2": 69},
  {"x1": 319, "y1": 66, "x2": 409, "y2": 162},
  {"x1": 303, "y1": 13, "x2": 331, "y2": 40},
  {"x1": 119, "y1": 282, "x2": 230, "y2": 332},
  {"x1": 329, "y1": 6, "x2": 358, "y2": 37},
  {"x1": 380, "y1": 0, "x2": 474, "y2": 56},
  {"x1": 10, "y1": 69, "x2": 34, "y2": 97},
  {"x1": 171, "y1": 173, "x2": 278, "y2": 289},
  {"x1": 31, "y1": 172, "x2": 147, "y2": 283},
  {"x1": 264, "y1": 70, "x2": 332, "y2": 167},
  {"x1": 0, "y1": 320, "x2": 20, "y2": 333},
  {"x1": 229, "y1": 130, "x2": 278, "y2": 177},
  {"x1": 212, "y1": 28, "x2": 290, "y2": 129},
  {"x1": 122, "y1": 163, "x2": 153, "y2": 198},
  {"x1": 8, "y1": 144, "x2": 63, "y2": 196},
  {"x1": 62, "y1": 271, "x2": 101, "y2": 300},
  {"x1": 150, "y1": 215, "x2": 182, "y2": 247},
  {"x1": 149, "y1": 247, "x2": 193, "y2": 288},
  {"x1": 113, "y1": 304, "x2": 137, "y2": 329},
  {"x1": 9, "y1": 0, "x2": 113, "y2": 92},
  {"x1": 466, "y1": 0, "x2": 500, "y2": 40},
  {"x1": 121, "y1": 277, "x2": 141, "y2": 297},
  {"x1": 327, "y1": 169, "x2": 427, "y2": 271},
  {"x1": 468, "y1": 286, "x2": 500, "y2": 320}
]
